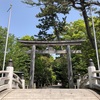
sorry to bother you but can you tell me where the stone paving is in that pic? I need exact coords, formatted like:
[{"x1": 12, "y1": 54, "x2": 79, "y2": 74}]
[{"x1": 0, "y1": 89, "x2": 100, "y2": 100}]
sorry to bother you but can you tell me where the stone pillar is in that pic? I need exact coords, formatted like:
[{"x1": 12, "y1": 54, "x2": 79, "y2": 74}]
[
  {"x1": 66, "y1": 45, "x2": 74, "y2": 88},
  {"x1": 6, "y1": 59, "x2": 14, "y2": 89},
  {"x1": 88, "y1": 59, "x2": 97, "y2": 88},
  {"x1": 77, "y1": 79, "x2": 81, "y2": 89},
  {"x1": 29, "y1": 45, "x2": 36, "y2": 88},
  {"x1": 21, "y1": 74, "x2": 25, "y2": 89},
  {"x1": 77, "y1": 74, "x2": 81, "y2": 88}
]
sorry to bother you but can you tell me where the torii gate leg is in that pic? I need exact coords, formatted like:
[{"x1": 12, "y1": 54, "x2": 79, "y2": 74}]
[
  {"x1": 29, "y1": 45, "x2": 36, "y2": 88},
  {"x1": 66, "y1": 45, "x2": 74, "y2": 88}
]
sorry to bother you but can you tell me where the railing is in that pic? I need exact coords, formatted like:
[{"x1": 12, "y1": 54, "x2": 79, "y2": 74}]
[
  {"x1": 0, "y1": 65, "x2": 25, "y2": 92},
  {"x1": 91, "y1": 70, "x2": 100, "y2": 90},
  {"x1": 88, "y1": 59, "x2": 100, "y2": 90},
  {"x1": 77, "y1": 59, "x2": 100, "y2": 90},
  {"x1": 0, "y1": 71, "x2": 9, "y2": 91},
  {"x1": 77, "y1": 73, "x2": 89, "y2": 88},
  {"x1": 12, "y1": 73, "x2": 23, "y2": 89}
]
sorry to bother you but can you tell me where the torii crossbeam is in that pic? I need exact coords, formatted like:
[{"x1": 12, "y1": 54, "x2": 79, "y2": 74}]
[{"x1": 18, "y1": 40, "x2": 85, "y2": 46}]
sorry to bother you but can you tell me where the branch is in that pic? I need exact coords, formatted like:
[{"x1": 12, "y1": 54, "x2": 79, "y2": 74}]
[
  {"x1": 84, "y1": 1, "x2": 100, "y2": 7},
  {"x1": 69, "y1": 0, "x2": 82, "y2": 10}
]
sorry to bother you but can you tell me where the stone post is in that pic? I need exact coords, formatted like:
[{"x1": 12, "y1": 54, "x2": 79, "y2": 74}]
[
  {"x1": 6, "y1": 59, "x2": 14, "y2": 89},
  {"x1": 16, "y1": 77, "x2": 19, "y2": 88},
  {"x1": 88, "y1": 59, "x2": 97, "y2": 88},
  {"x1": 77, "y1": 74, "x2": 81, "y2": 88},
  {"x1": 66, "y1": 45, "x2": 74, "y2": 88},
  {"x1": 29, "y1": 45, "x2": 36, "y2": 88},
  {"x1": 21, "y1": 74, "x2": 25, "y2": 89},
  {"x1": 77, "y1": 79, "x2": 81, "y2": 89}
]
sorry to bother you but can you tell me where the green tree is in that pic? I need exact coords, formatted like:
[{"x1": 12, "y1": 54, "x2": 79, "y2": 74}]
[
  {"x1": 62, "y1": 18, "x2": 100, "y2": 78},
  {"x1": 7, "y1": 35, "x2": 31, "y2": 84},
  {"x1": 53, "y1": 56, "x2": 68, "y2": 88},
  {"x1": 66, "y1": 0, "x2": 100, "y2": 48},
  {"x1": 21, "y1": 35, "x2": 34, "y2": 40},
  {"x1": 0, "y1": 27, "x2": 7, "y2": 70},
  {"x1": 23, "y1": 0, "x2": 70, "y2": 41},
  {"x1": 23, "y1": 0, "x2": 100, "y2": 48},
  {"x1": 35, "y1": 55, "x2": 55, "y2": 88},
  {"x1": 0, "y1": 27, "x2": 31, "y2": 84}
]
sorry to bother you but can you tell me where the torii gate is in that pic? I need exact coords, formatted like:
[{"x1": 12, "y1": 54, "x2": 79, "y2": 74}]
[{"x1": 19, "y1": 40, "x2": 85, "y2": 88}]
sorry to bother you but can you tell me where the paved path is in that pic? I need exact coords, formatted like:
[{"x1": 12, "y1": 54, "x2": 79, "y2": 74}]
[
  {"x1": 41, "y1": 85, "x2": 62, "y2": 89},
  {"x1": 0, "y1": 89, "x2": 100, "y2": 100}
]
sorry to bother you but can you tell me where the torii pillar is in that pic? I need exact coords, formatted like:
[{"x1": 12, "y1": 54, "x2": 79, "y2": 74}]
[
  {"x1": 29, "y1": 45, "x2": 36, "y2": 88},
  {"x1": 66, "y1": 45, "x2": 74, "y2": 88}
]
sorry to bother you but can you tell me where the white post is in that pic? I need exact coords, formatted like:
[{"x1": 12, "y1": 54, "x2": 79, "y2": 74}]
[
  {"x1": 88, "y1": 59, "x2": 97, "y2": 88},
  {"x1": 77, "y1": 79, "x2": 81, "y2": 89},
  {"x1": 21, "y1": 79, "x2": 25, "y2": 89},
  {"x1": 77, "y1": 74, "x2": 81, "y2": 88},
  {"x1": 6, "y1": 66, "x2": 13, "y2": 89},
  {"x1": 21, "y1": 74, "x2": 25, "y2": 89},
  {"x1": 6, "y1": 59, "x2": 13, "y2": 89},
  {"x1": 34, "y1": 83, "x2": 36, "y2": 89}
]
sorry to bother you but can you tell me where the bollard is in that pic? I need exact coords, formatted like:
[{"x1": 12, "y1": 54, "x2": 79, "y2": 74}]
[
  {"x1": 88, "y1": 59, "x2": 97, "y2": 88},
  {"x1": 21, "y1": 79, "x2": 25, "y2": 89},
  {"x1": 77, "y1": 74, "x2": 81, "y2": 89},
  {"x1": 6, "y1": 59, "x2": 14, "y2": 89},
  {"x1": 77, "y1": 79, "x2": 81, "y2": 89},
  {"x1": 21, "y1": 74, "x2": 25, "y2": 89}
]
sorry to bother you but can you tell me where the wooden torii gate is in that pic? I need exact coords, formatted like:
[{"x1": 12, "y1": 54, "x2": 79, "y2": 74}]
[{"x1": 19, "y1": 40, "x2": 85, "y2": 88}]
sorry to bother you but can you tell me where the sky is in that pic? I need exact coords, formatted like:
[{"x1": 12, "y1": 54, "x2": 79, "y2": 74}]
[{"x1": 0, "y1": 0, "x2": 83, "y2": 38}]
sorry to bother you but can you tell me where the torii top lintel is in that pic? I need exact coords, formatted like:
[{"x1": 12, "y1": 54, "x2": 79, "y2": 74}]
[{"x1": 18, "y1": 40, "x2": 85, "y2": 46}]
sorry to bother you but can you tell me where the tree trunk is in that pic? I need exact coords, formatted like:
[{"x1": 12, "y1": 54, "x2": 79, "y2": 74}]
[{"x1": 81, "y1": 2, "x2": 95, "y2": 48}]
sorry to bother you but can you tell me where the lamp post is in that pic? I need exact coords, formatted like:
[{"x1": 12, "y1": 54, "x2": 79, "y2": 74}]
[
  {"x1": 2, "y1": 5, "x2": 12, "y2": 71},
  {"x1": 90, "y1": 1, "x2": 100, "y2": 70}
]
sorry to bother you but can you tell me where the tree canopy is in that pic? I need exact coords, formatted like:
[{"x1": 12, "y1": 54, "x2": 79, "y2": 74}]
[{"x1": 23, "y1": 0, "x2": 100, "y2": 48}]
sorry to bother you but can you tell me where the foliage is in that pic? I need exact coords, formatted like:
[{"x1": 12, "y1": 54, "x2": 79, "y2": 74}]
[
  {"x1": 63, "y1": 18, "x2": 100, "y2": 75},
  {"x1": 0, "y1": 27, "x2": 7, "y2": 70},
  {"x1": 52, "y1": 56, "x2": 68, "y2": 87},
  {"x1": 0, "y1": 29, "x2": 31, "y2": 84},
  {"x1": 21, "y1": 35, "x2": 34, "y2": 40},
  {"x1": 23, "y1": 0, "x2": 100, "y2": 48},
  {"x1": 62, "y1": 20, "x2": 86, "y2": 40},
  {"x1": 35, "y1": 55, "x2": 56, "y2": 87},
  {"x1": 23, "y1": 0, "x2": 70, "y2": 40}
]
